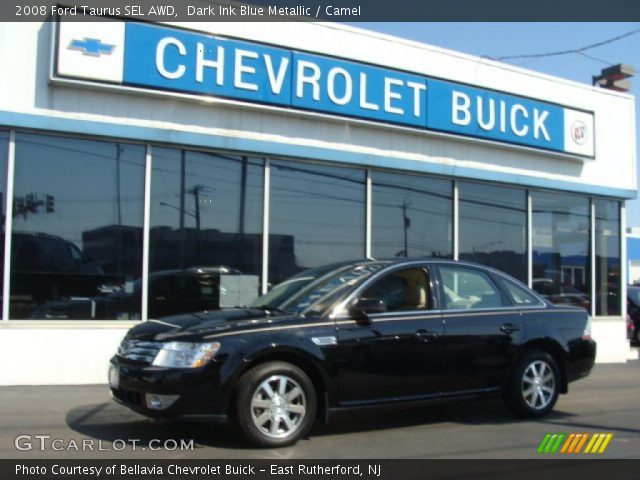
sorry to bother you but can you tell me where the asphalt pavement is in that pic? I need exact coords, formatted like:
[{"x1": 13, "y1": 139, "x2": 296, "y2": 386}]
[{"x1": 1, "y1": 356, "x2": 639, "y2": 459}]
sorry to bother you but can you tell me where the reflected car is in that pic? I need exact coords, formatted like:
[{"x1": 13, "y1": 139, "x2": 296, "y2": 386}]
[
  {"x1": 533, "y1": 273, "x2": 590, "y2": 311},
  {"x1": 628, "y1": 285, "x2": 640, "y2": 345},
  {"x1": 1, "y1": 232, "x2": 104, "y2": 317},
  {"x1": 109, "y1": 259, "x2": 596, "y2": 447},
  {"x1": 29, "y1": 266, "x2": 255, "y2": 320}
]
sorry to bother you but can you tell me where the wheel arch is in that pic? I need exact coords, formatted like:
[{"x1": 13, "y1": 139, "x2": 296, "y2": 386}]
[{"x1": 228, "y1": 347, "x2": 331, "y2": 423}]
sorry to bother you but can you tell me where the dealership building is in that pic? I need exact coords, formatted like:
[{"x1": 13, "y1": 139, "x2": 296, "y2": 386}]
[{"x1": 0, "y1": 17, "x2": 636, "y2": 385}]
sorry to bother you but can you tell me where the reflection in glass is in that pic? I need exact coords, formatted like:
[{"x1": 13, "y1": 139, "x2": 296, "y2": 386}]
[
  {"x1": 532, "y1": 191, "x2": 590, "y2": 310},
  {"x1": 10, "y1": 133, "x2": 145, "y2": 319},
  {"x1": 595, "y1": 199, "x2": 620, "y2": 316},
  {"x1": 0, "y1": 132, "x2": 7, "y2": 316},
  {"x1": 149, "y1": 148, "x2": 263, "y2": 314},
  {"x1": 269, "y1": 161, "x2": 365, "y2": 285},
  {"x1": 372, "y1": 172, "x2": 452, "y2": 259},
  {"x1": 459, "y1": 182, "x2": 526, "y2": 282}
]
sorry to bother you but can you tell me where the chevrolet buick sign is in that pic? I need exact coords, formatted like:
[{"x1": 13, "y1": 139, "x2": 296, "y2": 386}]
[{"x1": 54, "y1": 20, "x2": 595, "y2": 158}]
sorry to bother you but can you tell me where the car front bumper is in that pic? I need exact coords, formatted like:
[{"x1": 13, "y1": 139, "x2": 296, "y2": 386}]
[{"x1": 108, "y1": 356, "x2": 230, "y2": 419}]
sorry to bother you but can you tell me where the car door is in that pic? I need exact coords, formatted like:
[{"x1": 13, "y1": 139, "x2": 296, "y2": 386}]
[
  {"x1": 336, "y1": 265, "x2": 444, "y2": 404},
  {"x1": 436, "y1": 264, "x2": 524, "y2": 393}
]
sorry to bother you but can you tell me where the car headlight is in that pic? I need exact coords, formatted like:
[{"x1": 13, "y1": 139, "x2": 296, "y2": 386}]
[{"x1": 152, "y1": 342, "x2": 221, "y2": 368}]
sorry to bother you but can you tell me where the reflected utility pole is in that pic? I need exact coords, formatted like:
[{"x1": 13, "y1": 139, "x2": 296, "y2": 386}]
[
  {"x1": 238, "y1": 156, "x2": 248, "y2": 269},
  {"x1": 179, "y1": 150, "x2": 186, "y2": 269},
  {"x1": 188, "y1": 184, "x2": 207, "y2": 264},
  {"x1": 402, "y1": 201, "x2": 411, "y2": 257}
]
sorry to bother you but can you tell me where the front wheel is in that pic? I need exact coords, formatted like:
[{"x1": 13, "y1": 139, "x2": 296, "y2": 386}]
[
  {"x1": 504, "y1": 350, "x2": 560, "y2": 418},
  {"x1": 234, "y1": 361, "x2": 317, "y2": 447}
]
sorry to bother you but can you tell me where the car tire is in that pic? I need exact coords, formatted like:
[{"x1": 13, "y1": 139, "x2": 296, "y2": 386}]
[
  {"x1": 504, "y1": 350, "x2": 560, "y2": 418},
  {"x1": 234, "y1": 361, "x2": 316, "y2": 448}
]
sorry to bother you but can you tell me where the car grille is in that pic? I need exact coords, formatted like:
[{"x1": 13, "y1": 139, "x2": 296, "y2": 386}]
[{"x1": 117, "y1": 338, "x2": 162, "y2": 364}]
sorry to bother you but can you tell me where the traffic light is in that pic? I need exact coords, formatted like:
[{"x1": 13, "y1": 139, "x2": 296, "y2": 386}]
[
  {"x1": 25, "y1": 193, "x2": 37, "y2": 213},
  {"x1": 45, "y1": 194, "x2": 55, "y2": 213}
]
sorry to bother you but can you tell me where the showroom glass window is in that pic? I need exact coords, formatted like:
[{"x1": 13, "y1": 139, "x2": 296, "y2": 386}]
[
  {"x1": 459, "y1": 182, "x2": 527, "y2": 282},
  {"x1": 371, "y1": 171, "x2": 452, "y2": 259},
  {"x1": 0, "y1": 131, "x2": 8, "y2": 316},
  {"x1": 595, "y1": 199, "x2": 621, "y2": 316},
  {"x1": 149, "y1": 148, "x2": 263, "y2": 315},
  {"x1": 269, "y1": 160, "x2": 365, "y2": 286},
  {"x1": 11, "y1": 133, "x2": 145, "y2": 320},
  {"x1": 531, "y1": 191, "x2": 590, "y2": 310}
]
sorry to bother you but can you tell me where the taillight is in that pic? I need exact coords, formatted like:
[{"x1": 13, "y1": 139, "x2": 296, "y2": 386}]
[{"x1": 581, "y1": 317, "x2": 592, "y2": 341}]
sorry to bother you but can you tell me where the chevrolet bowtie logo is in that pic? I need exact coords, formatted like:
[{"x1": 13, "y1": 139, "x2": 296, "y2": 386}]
[{"x1": 68, "y1": 38, "x2": 115, "y2": 57}]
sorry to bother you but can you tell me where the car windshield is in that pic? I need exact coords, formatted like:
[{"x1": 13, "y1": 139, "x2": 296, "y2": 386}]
[
  {"x1": 629, "y1": 287, "x2": 640, "y2": 307},
  {"x1": 251, "y1": 263, "x2": 385, "y2": 315}
]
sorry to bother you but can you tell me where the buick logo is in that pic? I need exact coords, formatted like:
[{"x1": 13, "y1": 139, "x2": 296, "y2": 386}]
[{"x1": 571, "y1": 120, "x2": 588, "y2": 145}]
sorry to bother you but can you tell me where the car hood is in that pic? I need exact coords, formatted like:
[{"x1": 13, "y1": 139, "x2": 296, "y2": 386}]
[{"x1": 124, "y1": 308, "x2": 309, "y2": 341}]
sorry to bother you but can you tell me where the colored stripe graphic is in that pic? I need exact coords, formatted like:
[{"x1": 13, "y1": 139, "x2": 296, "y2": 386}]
[
  {"x1": 537, "y1": 433, "x2": 565, "y2": 453},
  {"x1": 585, "y1": 433, "x2": 614, "y2": 454},
  {"x1": 538, "y1": 433, "x2": 613, "y2": 454}
]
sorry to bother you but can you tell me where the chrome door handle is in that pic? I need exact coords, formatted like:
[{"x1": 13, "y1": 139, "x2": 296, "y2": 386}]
[
  {"x1": 500, "y1": 323, "x2": 521, "y2": 334},
  {"x1": 414, "y1": 330, "x2": 439, "y2": 341}
]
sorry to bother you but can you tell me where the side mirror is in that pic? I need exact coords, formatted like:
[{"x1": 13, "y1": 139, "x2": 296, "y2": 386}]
[{"x1": 349, "y1": 298, "x2": 386, "y2": 322}]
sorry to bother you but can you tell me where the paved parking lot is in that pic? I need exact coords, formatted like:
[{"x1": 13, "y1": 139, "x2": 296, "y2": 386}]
[{"x1": 1, "y1": 356, "x2": 639, "y2": 459}]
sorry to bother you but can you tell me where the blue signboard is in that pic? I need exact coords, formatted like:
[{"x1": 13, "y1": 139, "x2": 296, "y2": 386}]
[{"x1": 56, "y1": 20, "x2": 595, "y2": 158}]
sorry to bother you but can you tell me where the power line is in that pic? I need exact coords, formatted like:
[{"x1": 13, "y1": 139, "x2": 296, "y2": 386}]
[{"x1": 493, "y1": 27, "x2": 640, "y2": 61}]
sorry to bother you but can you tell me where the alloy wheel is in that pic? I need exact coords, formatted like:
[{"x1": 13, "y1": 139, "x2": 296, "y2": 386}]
[
  {"x1": 521, "y1": 360, "x2": 556, "y2": 410},
  {"x1": 250, "y1": 375, "x2": 307, "y2": 439}
]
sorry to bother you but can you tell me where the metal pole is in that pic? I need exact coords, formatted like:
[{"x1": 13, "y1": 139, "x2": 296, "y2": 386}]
[
  {"x1": 365, "y1": 169, "x2": 372, "y2": 259},
  {"x1": 261, "y1": 159, "x2": 270, "y2": 295},
  {"x1": 453, "y1": 181, "x2": 459, "y2": 261},
  {"x1": 141, "y1": 144, "x2": 152, "y2": 321},
  {"x1": 2, "y1": 130, "x2": 16, "y2": 322},
  {"x1": 527, "y1": 191, "x2": 533, "y2": 288}
]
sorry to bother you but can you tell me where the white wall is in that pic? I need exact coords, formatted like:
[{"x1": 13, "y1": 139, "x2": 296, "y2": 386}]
[{"x1": 0, "y1": 326, "x2": 128, "y2": 385}]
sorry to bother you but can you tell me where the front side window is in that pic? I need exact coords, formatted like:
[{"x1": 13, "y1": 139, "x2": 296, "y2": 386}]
[
  {"x1": 361, "y1": 268, "x2": 431, "y2": 312},
  {"x1": 439, "y1": 266, "x2": 506, "y2": 310},
  {"x1": 11, "y1": 133, "x2": 145, "y2": 320}
]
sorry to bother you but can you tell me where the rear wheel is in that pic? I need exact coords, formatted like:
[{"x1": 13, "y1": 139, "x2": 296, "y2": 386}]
[
  {"x1": 234, "y1": 361, "x2": 316, "y2": 447},
  {"x1": 504, "y1": 350, "x2": 560, "y2": 418}
]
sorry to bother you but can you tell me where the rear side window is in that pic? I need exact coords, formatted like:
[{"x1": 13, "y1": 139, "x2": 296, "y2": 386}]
[
  {"x1": 498, "y1": 277, "x2": 544, "y2": 306},
  {"x1": 439, "y1": 266, "x2": 506, "y2": 310}
]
